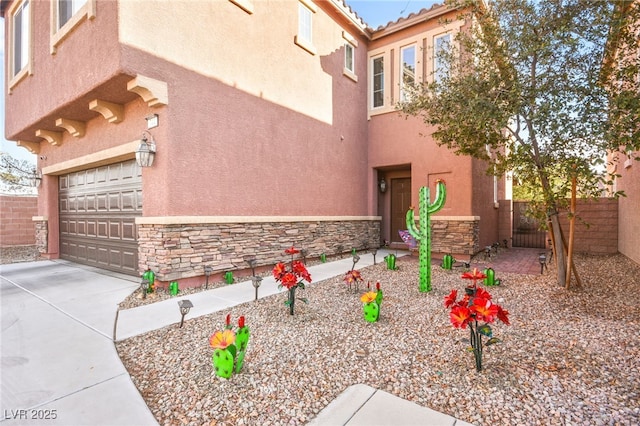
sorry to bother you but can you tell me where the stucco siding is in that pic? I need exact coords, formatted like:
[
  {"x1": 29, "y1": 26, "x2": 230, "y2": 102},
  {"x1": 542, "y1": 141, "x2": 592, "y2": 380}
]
[
  {"x1": 114, "y1": 1, "x2": 371, "y2": 217},
  {"x1": 5, "y1": 0, "x2": 126, "y2": 141},
  {"x1": 616, "y1": 160, "x2": 639, "y2": 262},
  {"x1": 118, "y1": 0, "x2": 360, "y2": 125}
]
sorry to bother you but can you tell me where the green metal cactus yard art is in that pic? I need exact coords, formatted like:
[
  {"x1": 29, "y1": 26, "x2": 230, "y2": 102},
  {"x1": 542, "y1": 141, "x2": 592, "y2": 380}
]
[
  {"x1": 405, "y1": 180, "x2": 447, "y2": 292},
  {"x1": 209, "y1": 314, "x2": 250, "y2": 379}
]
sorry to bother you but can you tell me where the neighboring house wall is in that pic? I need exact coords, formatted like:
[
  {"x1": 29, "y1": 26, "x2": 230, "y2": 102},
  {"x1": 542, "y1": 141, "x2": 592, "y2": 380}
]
[
  {"x1": 0, "y1": 195, "x2": 37, "y2": 246},
  {"x1": 615, "y1": 156, "x2": 639, "y2": 263},
  {"x1": 557, "y1": 198, "x2": 618, "y2": 255}
]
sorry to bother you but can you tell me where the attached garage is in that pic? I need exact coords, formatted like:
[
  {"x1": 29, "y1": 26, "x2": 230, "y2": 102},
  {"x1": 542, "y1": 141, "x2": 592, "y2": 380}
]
[{"x1": 59, "y1": 160, "x2": 142, "y2": 275}]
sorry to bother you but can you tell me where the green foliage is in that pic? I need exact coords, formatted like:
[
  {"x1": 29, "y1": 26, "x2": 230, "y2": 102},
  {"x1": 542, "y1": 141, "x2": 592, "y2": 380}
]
[
  {"x1": 401, "y1": 0, "x2": 640, "y2": 216},
  {"x1": 0, "y1": 152, "x2": 37, "y2": 193}
]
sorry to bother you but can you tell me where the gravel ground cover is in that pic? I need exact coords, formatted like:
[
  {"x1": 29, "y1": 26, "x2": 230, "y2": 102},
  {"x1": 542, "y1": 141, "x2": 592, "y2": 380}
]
[
  {"x1": 0, "y1": 245, "x2": 39, "y2": 264},
  {"x1": 116, "y1": 252, "x2": 640, "y2": 426}
]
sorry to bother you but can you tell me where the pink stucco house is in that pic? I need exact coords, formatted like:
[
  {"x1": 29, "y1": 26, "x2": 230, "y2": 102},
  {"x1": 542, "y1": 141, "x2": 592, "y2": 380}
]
[{"x1": 2, "y1": 0, "x2": 509, "y2": 286}]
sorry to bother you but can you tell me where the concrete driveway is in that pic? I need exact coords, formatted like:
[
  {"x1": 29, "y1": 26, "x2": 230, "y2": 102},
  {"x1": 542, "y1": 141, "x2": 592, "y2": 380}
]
[{"x1": 0, "y1": 260, "x2": 157, "y2": 425}]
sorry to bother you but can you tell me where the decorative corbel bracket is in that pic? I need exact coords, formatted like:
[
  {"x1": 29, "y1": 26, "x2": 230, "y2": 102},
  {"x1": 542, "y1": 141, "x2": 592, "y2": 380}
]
[
  {"x1": 89, "y1": 99, "x2": 124, "y2": 123},
  {"x1": 127, "y1": 75, "x2": 168, "y2": 107},
  {"x1": 36, "y1": 129, "x2": 63, "y2": 146},
  {"x1": 55, "y1": 118, "x2": 86, "y2": 137},
  {"x1": 17, "y1": 140, "x2": 41, "y2": 154}
]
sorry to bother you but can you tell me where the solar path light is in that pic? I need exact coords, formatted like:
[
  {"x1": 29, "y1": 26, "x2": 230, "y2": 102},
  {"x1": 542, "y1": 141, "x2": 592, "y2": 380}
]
[{"x1": 178, "y1": 300, "x2": 193, "y2": 328}]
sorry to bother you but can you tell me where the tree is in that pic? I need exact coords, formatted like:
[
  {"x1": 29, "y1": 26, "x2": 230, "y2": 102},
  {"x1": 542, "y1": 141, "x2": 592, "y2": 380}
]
[
  {"x1": 0, "y1": 152, "x2": 38, "y2": 194},
  {"x1": 402, "y1": 0, "x2": 640, "y2": 287}
]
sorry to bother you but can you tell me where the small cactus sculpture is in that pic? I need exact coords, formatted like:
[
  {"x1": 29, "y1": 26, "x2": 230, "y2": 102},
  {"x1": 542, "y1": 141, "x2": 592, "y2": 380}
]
[
  {"x1": 375, "y1": 282, "x2": 383, "y2": 308},
  {"x1": 210, "y1": 314, "x2": 250, "y2": 379},
  {"x1": 142, "y1": 268, "x2": 155, "y2": 293},
  {"x1": 361, "y1": 291, "x2": 380, "y2": 323},
  {"x1": 406, "y1": 180, "x2": 447, "y2": 292},
  {"x1": 483, "y1": 267, "x2": 500, "y2": 286},
  {"x1": 234, "y1": 316, "x2": 250, "y2": 373},
  {"x1": 360, "y1": 283, "x2": 383, "y2": 322},
  {"x1": 441, "y1": 254, "x2": 455, "y2": 270}
]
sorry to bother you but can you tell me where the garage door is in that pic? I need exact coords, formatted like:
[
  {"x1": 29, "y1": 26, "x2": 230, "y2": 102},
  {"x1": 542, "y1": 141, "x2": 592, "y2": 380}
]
[{"x1": 59, "y1": 160, "x2": 142, "y2": 275}]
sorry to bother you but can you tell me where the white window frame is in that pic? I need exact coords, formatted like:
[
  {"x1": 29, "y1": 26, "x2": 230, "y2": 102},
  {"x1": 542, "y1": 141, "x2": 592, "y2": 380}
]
[
  {"x1": 371, "y1": 55, "x2": 385, "y2": 109},
  {"x1": 400, "y1": 43, "x2": 417, "y2": 102},
  {"x1": 345, "y1": 43, "x2": 355, "y2": 73},
  {"x1": 50, "y1": 0, "x2": 96, "y2": 54},
  {"x1": 294, "y1": 0, "x2": 317, "y2": 55},
  {"x1": 8, "y1": 0, "x2": 32, "y2": 90},
  {"x1": 342, "y1": 31, "x2": 358, "y2": 82},
  {"x1": 433, "y1": 32, "x2": 452, "y2": 84}
]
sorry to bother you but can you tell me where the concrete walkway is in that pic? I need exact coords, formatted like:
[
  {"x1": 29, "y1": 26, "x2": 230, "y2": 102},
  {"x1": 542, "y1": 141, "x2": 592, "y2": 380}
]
[
  {"x1": 2, "y1": 251, "x2": 476, "y2": 425},
  {"x1": 0, "y1": 261, "x2": 156, "y2": 425}
]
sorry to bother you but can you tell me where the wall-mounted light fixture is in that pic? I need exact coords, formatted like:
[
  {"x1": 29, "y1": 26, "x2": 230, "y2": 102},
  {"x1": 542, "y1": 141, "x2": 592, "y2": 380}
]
[
  {"x1": 29, "y1": 169, "x2": 42, "y2": 188},
  {"x1": 379, "y1": 178, "x2": 387, "y2": 193},
  {"x1": 136, "y1": 131, "x2": 156, "y2": 167}
]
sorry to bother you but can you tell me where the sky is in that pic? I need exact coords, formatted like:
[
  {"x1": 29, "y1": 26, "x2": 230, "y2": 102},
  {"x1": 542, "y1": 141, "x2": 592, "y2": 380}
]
[
  {"x1": 346, "y1": 0, "x2": 440, "y2": 29},
  {"x1": 0, "y1": 1, "x2": 440, "y2": 166}
]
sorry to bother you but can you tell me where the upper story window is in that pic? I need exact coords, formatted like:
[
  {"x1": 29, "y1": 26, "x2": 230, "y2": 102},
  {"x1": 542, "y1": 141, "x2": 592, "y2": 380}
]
[
  {"x1": 434, "y1": 33, "x2": 452, "y2": 84},
  {"x1": 294, "y1": 0, "x2": 317, "y2": 55},
  {"x1": 57, "y1": 0, "x2": 87, "y2": 29},
  {"x1": 8, "y1": 0, "x2": 32, "y2": 88},
  {"x1": 345, "y1": 43, "x2": 355, "y2": 73},
  {"x1": 342, "y1": 31, "x2": 358, "y2": 82},
  {"x1": 50, "y1": 0, "x2": 96, "y2": 54},
  {"x1": 298, "y1": 3, "x2": 312, "y2": 44},
  {"x1": 372, "y1": 56, "x2": 385, "y2": 108},
  {"x1": 367, "y1": 20, "x2": 463, "y2": 116},
  {"x1": 400, "y1": 44, "x2": 416, "y2": 102}
]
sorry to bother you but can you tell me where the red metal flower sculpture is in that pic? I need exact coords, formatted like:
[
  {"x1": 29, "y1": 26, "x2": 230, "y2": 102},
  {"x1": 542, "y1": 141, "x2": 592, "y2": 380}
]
[
  {"x1": 273, "y1": 246, "x2": 311, "y2": 315},
  {"x1": 444, "y1": 268, "x2": 510, "y2": 371}
]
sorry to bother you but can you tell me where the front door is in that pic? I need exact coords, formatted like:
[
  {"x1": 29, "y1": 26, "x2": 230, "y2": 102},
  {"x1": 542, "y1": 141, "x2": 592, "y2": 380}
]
[{"x1": 390, "y1": 178, "x2": 412, "y2": 244}]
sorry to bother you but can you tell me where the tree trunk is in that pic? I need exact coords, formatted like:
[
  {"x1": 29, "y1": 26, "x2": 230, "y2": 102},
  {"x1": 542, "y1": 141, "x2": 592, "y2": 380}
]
[{"x1": 548, "y1": 211, "x2": 567, "y2": 287}]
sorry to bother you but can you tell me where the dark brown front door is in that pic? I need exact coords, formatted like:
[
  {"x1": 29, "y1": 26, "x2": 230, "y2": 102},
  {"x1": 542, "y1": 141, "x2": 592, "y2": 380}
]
[{"x1": 390, "y1": 177, "x2": 412, "y2": 243}]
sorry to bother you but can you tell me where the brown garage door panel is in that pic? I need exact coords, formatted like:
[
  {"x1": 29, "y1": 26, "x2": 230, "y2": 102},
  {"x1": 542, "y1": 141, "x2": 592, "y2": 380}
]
[{"x1": 59, "y1": 161, "x2": 141, "y2": 275}]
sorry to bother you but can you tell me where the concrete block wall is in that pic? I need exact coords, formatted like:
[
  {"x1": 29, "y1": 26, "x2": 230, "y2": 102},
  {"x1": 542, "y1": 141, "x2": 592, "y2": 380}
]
[
  {"x1": 498, "y1": 199, "x2": 513, "y2": 248},
  {"x1": 557, "y1": 198, "x2": 618, "y2": 255},
  {"x1": 0, "y1": 195, "x2": 38, "y2": 247}
]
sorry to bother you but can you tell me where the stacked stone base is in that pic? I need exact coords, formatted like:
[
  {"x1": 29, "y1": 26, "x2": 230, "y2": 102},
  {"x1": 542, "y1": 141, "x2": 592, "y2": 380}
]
[
  {"x1": 405, "y1": 216, "x2": 480, "y2": 261},
  {"x1": 137, "y1": 217, "x2": 381, "y2": 286}
]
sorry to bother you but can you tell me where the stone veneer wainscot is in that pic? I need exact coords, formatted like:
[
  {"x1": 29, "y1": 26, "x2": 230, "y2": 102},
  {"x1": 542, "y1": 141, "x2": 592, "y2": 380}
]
[{"x1": 136, "y1": 216, "x2": 381, "y2": 283}]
